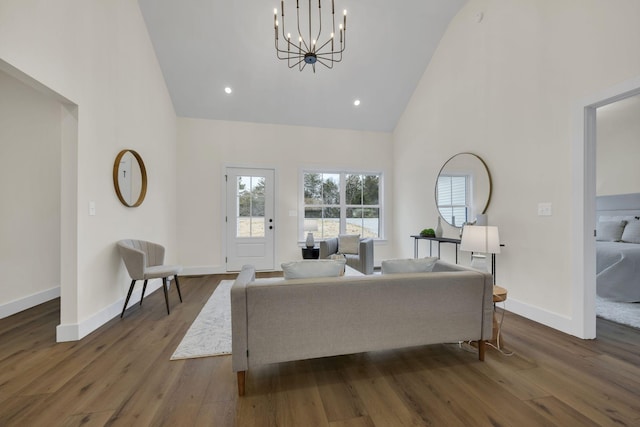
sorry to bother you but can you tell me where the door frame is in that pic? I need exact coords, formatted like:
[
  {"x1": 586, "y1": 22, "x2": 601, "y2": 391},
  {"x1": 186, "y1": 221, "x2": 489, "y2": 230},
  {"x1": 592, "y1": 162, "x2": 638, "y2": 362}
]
[
  {"x1": 223, "y1": 165, "x2": 277, "y2": 272},
  {"x1": 572, "y1": 75, "x2": 640, "y2": 339}
]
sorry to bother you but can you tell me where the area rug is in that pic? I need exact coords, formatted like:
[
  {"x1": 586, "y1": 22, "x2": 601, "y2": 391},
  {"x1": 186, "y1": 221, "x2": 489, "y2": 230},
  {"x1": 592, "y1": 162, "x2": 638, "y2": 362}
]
[
  {"x1": 596, "y1": 295, "x2": 640, "y2": 329},
  {"x1": 170, "y1": 280, "x2": 234, "y2": 360}
]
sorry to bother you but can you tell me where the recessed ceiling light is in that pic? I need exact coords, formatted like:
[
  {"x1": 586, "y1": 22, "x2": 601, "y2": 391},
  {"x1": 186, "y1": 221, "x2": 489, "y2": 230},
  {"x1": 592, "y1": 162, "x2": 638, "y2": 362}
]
[
  {"x1": 224, "y1": 87, "x2": 232, "y2": 94},
  {"x1": 353, "y1": 99, "x2": 361, "y2": 106}
]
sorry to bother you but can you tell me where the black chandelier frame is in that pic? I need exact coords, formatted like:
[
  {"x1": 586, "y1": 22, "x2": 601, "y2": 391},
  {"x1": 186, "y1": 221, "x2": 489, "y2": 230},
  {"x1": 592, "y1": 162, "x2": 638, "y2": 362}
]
[{"x1": 274, "y1": 0, "x2": 347, "y2": 72}]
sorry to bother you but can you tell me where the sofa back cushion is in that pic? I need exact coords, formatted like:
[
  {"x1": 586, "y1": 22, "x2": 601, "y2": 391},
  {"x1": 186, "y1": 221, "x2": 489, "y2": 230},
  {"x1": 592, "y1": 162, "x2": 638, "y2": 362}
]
[
  {"x1": 381, "y1": 257, "x2": 438, "y2": 274},
  {"x1": 281, "y1": 259, "x2": 346, "y2": 279}
]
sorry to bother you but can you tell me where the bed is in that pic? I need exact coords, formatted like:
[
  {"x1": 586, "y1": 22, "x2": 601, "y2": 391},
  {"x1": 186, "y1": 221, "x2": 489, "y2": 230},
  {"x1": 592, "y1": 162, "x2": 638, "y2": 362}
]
[{"x1": 596, "y1": 193, "x2": 640, "y2": 302}]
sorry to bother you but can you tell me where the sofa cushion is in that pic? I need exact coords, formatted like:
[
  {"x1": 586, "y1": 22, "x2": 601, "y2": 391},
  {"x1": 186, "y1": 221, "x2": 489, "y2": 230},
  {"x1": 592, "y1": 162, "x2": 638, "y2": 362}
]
[
  {"x1": 281, "y1": 259, "x2": 346, "y2": 279},
  {"x1": 339, "y1": 234, "x2": 360, "y2": 254},
  {"x1": 381, "y1": 257, "x2": 438, "y2": 274}
]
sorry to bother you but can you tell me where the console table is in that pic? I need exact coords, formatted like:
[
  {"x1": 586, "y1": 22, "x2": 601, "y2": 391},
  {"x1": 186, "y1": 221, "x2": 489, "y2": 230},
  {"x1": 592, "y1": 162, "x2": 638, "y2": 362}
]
[{"x1": 410, "y1": 235, "x2": 461, "y2": 263}]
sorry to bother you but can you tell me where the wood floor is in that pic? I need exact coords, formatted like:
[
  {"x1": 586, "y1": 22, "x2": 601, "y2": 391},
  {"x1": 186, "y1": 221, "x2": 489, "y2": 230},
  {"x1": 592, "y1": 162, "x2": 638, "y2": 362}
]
[{"x1": 1, "y1": 275, "x2": 639, "y2": 427}]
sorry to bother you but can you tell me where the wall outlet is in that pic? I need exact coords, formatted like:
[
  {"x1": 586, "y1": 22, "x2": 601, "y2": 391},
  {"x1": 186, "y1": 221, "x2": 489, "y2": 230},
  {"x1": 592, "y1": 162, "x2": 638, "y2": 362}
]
[{"x1": 538, "y1": 202, "x2": 552, "y2": 216}]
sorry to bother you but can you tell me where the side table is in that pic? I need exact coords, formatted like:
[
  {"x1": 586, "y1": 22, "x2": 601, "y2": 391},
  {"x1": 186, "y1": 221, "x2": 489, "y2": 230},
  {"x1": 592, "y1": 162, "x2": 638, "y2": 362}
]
[
  {"x1": 491, "y1": 285, "x2": 507, "y2": 349},
  {"x1": 301, "y1": 247, "x2": 320, "y2": 259}
]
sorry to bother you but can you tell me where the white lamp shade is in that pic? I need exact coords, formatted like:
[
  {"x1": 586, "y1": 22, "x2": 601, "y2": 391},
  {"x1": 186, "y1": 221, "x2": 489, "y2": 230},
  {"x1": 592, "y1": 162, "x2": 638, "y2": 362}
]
[
  {"x1": 303, "y1": 219, "x2": 319, "y2": 232},
  {"x1": 460, "y1": 225, "x2": 500, "y2": 254}
]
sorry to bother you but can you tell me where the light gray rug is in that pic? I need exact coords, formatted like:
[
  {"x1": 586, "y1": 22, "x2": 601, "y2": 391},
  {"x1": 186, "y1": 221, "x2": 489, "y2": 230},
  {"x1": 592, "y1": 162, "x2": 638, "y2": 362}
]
[
  {"x1": 170, "y1": 280, "x2": 234, "y2": 360},
  {"x1": 596, "y1": 295, "x2": 640, "y2": 329}
]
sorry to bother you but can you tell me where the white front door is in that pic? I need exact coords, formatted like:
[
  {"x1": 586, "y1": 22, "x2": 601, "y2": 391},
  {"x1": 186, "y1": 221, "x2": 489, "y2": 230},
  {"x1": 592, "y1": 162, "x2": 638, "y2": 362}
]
[{"x1": 226, "y1": 167, "x2": 275, "y2": 271}]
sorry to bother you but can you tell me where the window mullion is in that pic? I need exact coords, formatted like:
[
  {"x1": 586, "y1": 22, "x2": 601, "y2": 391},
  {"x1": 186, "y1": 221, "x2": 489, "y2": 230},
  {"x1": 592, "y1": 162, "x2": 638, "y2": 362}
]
[{"x1": 340, "y1": 172, "x2": 346, "y2": 235}]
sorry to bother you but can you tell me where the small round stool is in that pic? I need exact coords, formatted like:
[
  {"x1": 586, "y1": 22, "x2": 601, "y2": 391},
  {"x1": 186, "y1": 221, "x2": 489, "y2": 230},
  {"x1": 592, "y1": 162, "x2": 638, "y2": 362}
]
[{"x1": 491, "y1": 285, "x2": 508, "y2": 348}]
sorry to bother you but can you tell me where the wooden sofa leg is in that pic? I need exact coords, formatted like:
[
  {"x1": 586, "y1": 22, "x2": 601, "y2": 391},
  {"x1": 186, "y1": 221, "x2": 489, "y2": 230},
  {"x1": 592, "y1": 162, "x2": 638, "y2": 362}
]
[
  {"x1": 478, "y1": 340, "x2": 486, "y2": 361},
  {"x1": 237, "y1": 371, "x2": 246, "y2": 396}
]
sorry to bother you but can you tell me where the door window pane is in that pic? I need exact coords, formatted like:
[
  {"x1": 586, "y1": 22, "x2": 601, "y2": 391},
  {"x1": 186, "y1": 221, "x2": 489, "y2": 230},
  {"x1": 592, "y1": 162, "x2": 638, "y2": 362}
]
[{"x1": 237, "y1": 175, "x2": 265, "y2": 237}]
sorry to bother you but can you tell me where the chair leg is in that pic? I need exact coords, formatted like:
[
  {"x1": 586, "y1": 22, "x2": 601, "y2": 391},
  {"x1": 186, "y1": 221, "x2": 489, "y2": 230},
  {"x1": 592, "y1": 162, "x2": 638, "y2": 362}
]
[
  {"x1": 162, "y1": 277, "x2": 170, "y2": 315},
  {"x1": 121, "y1": 280, "x2": 137, "y2": 318},
  {"x1": 174, "y1": 275, "x2": 183, "y2": 303},
  {"x1": 139, "y1": 280, "x2": 148, "y2": 306}
]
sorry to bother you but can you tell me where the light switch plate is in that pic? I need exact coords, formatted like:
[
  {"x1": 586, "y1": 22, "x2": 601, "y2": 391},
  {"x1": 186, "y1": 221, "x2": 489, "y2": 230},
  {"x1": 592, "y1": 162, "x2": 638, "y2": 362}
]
[
  {"x1": 89, "y1": 201, "x2": 96, "y2": 216},
  {"x1": 538, "y1": 202, "x2": 552, "y2": 216}
]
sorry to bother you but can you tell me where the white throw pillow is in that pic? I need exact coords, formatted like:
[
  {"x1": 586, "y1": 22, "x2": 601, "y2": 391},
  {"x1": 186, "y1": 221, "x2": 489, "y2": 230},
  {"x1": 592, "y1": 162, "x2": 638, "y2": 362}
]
[
  {"x1": 621, "y1": 219, "x2": 640, "y2": 244},
  {"x1": 596, "y1": 220, "x2": 627, "y2": 242},
  {"x1": 338, "y1": 234, "x2": 360, "y2": 255},
  {"x1": 281, "y1": 259, "x2": 346, "y2": 279},
  {"x1": 381, "y1": 257, "x2": 438, "y2": 274}
]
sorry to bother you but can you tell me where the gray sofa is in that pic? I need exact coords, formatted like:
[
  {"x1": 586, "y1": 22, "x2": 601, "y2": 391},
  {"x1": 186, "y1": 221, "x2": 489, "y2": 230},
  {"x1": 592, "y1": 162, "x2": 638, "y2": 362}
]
[
  {"x1": 230, "y1": 260, "x2": 493, "y2": 396},
  {"x1": 319, "y1": 237, "x2": 374, "y2": 274}
]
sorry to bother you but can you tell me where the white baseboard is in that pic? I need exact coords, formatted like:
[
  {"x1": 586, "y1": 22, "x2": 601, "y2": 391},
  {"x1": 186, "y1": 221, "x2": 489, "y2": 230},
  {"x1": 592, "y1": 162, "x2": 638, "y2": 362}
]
[
  {"x1": 504, "y1": 297, "x2": 577, "y2": 338},
  {"x1": 56, "y1": 279, "x2": 163, "y2": 342},
  {"x1": 0, "y1": 286, "x2": 60, "y2": 320}
]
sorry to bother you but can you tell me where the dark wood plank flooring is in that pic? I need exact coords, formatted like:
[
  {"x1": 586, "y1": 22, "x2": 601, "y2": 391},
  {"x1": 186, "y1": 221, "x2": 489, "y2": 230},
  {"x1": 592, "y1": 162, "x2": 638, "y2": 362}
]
[{"x1": 0, "y1": 274, "x2": 639, "y2": 426}]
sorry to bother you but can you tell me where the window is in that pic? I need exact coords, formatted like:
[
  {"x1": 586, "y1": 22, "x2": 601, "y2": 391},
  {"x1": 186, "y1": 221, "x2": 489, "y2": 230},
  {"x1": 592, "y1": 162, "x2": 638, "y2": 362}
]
[
  {"x1": 303, "y1": 171, "x2": 382, "y2": 239},
  {"x1": 236, "y1": 175, "x2": 265, "y2": 238},
  {"x1": 436, "y1": 175, "x2": 468, "y2": 227}
]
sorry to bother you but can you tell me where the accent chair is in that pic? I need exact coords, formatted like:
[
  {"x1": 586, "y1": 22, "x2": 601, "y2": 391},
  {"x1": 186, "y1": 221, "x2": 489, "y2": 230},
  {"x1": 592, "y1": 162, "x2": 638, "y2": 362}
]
[{"x1": 116, "y1": 239, "x2": 183, "y2": 317}]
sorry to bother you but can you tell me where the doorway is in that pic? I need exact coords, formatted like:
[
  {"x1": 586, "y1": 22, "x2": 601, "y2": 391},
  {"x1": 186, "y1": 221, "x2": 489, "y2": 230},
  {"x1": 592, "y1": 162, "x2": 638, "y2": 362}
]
[
  {"x1": 575, "y1": 75, "x2": 640, "y2": 339},
  {"x1": 225, "y1": 167, "x2": 276, "y2": 271},
  {"x1": 0, "y1": 59, "x2": 78, "y2": 337}
]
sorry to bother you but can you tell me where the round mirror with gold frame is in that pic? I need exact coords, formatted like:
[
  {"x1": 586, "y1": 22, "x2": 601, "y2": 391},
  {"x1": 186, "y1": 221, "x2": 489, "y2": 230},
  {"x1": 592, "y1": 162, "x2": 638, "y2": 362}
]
[
  {"x1": 435, "y1": 152, "x2": 492, "y2": 228},
  {"x1": 113, "y1": 149, "x2": 147, "y2": 207}
]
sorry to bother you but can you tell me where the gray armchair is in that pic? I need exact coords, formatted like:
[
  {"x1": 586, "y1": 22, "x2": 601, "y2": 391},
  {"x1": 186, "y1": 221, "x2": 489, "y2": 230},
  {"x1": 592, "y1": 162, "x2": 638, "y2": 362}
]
[
  {"x1": 117, "y1": 239, "x2": 183, "y2": 317},
  {"x1": 319, "y1": 237, "x2": 374, "y2": 275}
]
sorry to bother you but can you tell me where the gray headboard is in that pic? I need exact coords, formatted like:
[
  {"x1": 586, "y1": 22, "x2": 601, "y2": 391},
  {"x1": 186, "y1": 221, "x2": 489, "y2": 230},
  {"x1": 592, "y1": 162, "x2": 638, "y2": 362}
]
[{"x1": 596, "y1": 193, "x2": 640, "y2": 219}]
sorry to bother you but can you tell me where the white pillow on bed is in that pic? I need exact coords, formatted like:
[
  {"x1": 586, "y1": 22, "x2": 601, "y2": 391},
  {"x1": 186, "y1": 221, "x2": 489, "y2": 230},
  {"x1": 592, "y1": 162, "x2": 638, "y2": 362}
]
[
  {"x1": 596, "y1": 220, "x2": 627, "y2": 242},
  {"x1": 621, "y1": 219, "x2": 640, "y2": 244}
]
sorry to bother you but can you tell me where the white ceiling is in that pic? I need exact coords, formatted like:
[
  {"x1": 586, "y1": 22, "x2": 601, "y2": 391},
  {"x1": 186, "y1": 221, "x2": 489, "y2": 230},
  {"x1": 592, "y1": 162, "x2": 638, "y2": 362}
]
[{"x1": 138, "y1": 0, "x2": 467, "y2": 132}]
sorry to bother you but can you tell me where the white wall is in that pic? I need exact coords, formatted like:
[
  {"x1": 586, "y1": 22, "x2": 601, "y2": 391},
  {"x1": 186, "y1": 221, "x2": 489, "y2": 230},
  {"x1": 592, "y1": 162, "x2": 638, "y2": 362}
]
[
  {"x1": 596, "y1": 94, "x2": 640, "y2": 196},
  {"x1": 0, "y1": 70, "x2": 61, "y2": 315},
  {"x1": 177, "y1": 118, "x2": 394, "y2": 272},
  {"x1": 0, "y1": 0, "x2": 177, "y2": 340},
  {"x1": 393, "y1": 0, "x2": 640, "y2": 334}
]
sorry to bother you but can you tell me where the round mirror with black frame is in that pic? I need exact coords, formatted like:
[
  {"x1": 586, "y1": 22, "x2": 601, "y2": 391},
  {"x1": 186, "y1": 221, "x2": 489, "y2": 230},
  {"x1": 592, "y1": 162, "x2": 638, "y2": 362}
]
[
  {"x1": 113, "y1": 149, "x2": 147, "y2": 207},
  {"x1": 435, "y1": 152, "x2": 492, "y2": 228}
]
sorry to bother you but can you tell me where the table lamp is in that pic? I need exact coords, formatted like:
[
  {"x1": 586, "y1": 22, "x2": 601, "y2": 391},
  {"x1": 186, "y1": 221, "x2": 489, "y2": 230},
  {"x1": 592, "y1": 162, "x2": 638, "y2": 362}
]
[{"x1": 460, "y1": 225, "x2": 500, "y2": 282}]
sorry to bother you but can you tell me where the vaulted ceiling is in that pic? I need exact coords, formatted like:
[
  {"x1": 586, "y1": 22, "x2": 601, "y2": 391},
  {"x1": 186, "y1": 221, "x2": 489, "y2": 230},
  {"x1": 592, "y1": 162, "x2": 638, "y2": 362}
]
[{"x1": 138, "y1": 0, "x2": 467, "y2": 132}]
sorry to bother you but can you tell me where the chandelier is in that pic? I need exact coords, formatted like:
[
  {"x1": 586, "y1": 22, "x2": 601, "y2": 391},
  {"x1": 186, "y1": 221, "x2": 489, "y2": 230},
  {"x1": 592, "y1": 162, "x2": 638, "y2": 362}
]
[{"x1": 273, "y1": 0, "x2": 347, "y2": 72}]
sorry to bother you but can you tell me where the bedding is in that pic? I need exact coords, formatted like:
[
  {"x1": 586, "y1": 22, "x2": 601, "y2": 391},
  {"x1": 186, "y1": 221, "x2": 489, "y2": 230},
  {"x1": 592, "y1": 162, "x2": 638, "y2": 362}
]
[
  {"x1": 596, "y1": 241, "x2": 640, "y2": 302},
  {"x1": 595, "y1": 194, "x2": 640, "y2": 302}
]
